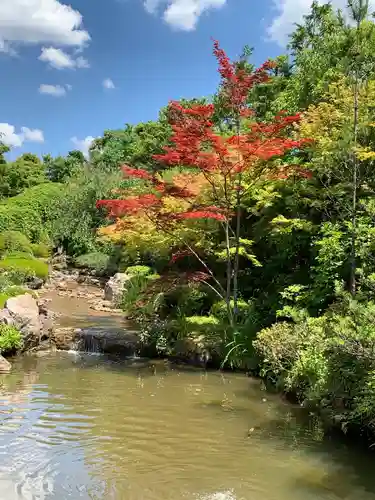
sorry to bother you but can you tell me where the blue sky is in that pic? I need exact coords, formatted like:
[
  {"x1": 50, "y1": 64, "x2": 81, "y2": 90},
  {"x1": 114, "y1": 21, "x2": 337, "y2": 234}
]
[{"x1": 0, "y1": 0, "x2": 353, "y2": 159}]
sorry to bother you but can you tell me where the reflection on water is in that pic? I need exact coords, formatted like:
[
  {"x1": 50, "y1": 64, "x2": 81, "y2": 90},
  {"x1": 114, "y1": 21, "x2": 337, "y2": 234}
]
[{"x1": 0, "y1": 352, "x2": 375, "y2": 500}]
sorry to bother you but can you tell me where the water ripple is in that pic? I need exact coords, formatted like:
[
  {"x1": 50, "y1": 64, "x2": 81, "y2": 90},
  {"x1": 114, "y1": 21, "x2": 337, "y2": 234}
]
[{"x1": 0, "y1": 353, "x2": 375, "y2": 500}]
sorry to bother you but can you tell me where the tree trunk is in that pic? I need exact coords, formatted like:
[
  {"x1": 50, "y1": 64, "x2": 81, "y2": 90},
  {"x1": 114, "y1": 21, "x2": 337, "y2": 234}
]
[
  {"x1": 224, "y1": 220, "x2": 233, "y2": 326},
  {"x1": 350, "y1": 20, "x2": 361, "y2": 296},
  {"x1": 233, "y1": 119, "x2": 242, "y2": 322},
  {"x1": 233, "y1": 172, "x2": 242, "y2": 321}
]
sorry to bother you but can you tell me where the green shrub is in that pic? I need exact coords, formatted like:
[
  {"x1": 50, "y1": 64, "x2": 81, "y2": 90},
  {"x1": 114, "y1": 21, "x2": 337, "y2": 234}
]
[
  {"x1": 0, "y1": 274, "x2": 11, "y2": 290},
  {"x1": 121, "y1": 276, "x2": 147, "y2": 312},
  {"x1": 50, "y1": 168, "x2": 122, "y2": 256},
  {"x1": 1, "y1": 267, "x2": 34, "y2": 285},
  {"x1": 31, "y1": 242, "x2": 51, "y2": 258},
  {"x1": 6, "y1": 183, "x2": 64, "y2": 219},
  {"x1": 184, "y1": 315, "x2": 221, "y2": 334},
  {"x1": 163, "y1": 285, "x2": 209, "y2": 318},
  {"x1": 125, "y1": 265, "x2": 152, "y2": 276},
  {"x1": 254, "y1": 297, "x2": 375, "y2": 436},
  {"x1": 185, "y1": 315, "x2": 220, "y2": 325},
  {"x1": 211, "y1": 299, "x2": 250, "y2": 323},
  {"x1": 2, "y1": 251, "x2": 34, "y2": 260},
  {"x1": 0, "y1": 286, "x2": 35, "y2": 308},
  {"x1": 254, "y1": 320, "x2": 321, "y2": 389},
  {"x1": 0, "y1": 183, "x2": 63, "y2": 242},
  {"x1": 170, "y1": 315, "x2": 225, "y2": 361},
  {"x1": 168, "y1": 315, "x2": 222, "y2": 341},
  {"x1": 119, "y1": 266, "x2": 156, "y2": 312},
  {"x1": 0, "y1": 205, "x2": 39, "y2": 241},
  {"x1": 0, "y1": 256, "x2": 49, "y2": 281},
  {"x1": 121, "y1": 272, "x2": 160, "y2": 312},
  {"x1": 0, "y1": 325, "x2": 22, "y2": 353},
  {"x1": 0, "y1": 231, "x2": 33, "y2": 256},
  {"x1": 74, "y1": 252, "x2": 111, "y2": 275}
]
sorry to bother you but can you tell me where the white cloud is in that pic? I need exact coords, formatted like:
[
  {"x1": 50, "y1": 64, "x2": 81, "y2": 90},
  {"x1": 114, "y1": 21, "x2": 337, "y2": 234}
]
[
  {"x1": 0, "y1": 0, "x2": 90, "y2": 53},
  {"x1": 0, "y1": 39, "x2": 16, "y2": 55},
  {"x1": 39, "y1": 46, "x2": 89, "y2": 70},
  {"x1": 144, "y1": 0, "x2": 161, "y2": 14},
  {"x1": 268, "y1": 0, "x2": 375, "y2": 46},
  {"x1": 75, "y1": 55, "x2": 90, "y2": 69},
  {"x1": 21, "y1": 127, "x2": 44, "y2": 143},
  {"x1": 143, "y1": 0, "x2": 226, "y2": 30},
  {"x1": 39, "y1": 84, "x2": 67, "y2": 97},
  {"x1": 71, "y1": 135, "x2": 95, "y2": 158},
  {"x1": 0, "y1": 123, "x2": 24, "y2": 148},
  {"x1": 103, "y1": 78, "x2": 115, "y2": 89},
  {"x1": 39, "y1": 47, "x2": 74, "y2": 69},
  {"x1": 0, "y1": 124, "x2": 44, "y2": 148}
]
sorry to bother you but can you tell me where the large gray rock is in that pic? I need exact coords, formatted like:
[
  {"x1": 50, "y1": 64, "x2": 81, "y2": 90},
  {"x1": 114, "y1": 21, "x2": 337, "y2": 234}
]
[
  {"x1": 27, "y1": 277, "x2": 44, "y2": 290},
  {"x1": 104, "y1": 273, "x2": 131, "y2": 305},
  {"x1": 0, "y1": 309, "x2": 15, "y2": 326},
  {"x1": 5, "y1": 294, "x2": 42, "y2": 350},
  {"x1": 76, "y1": 327, "x2": 141, "y2": 356},
  {"x1": 39, "y1": 311, "x2": 54, "y2": 339},
  {"x1": 51, "y1": 327, "x2": 81, "y2": 351},
  {"x1": 172, "y1": 333, "x2": 223, "y2": 367},
  {"x1": 173, "y1": 337, "x2": 211, "y2": 366},
  {"x1": 0, "y1": 355, "x2": 11, "y2": 372},
  {"x1": 50, "y1": 326, "x2": 141, "y2": 355},
  {"x1": 51, "y1": 252, "x2": 68, "y2": 270}
]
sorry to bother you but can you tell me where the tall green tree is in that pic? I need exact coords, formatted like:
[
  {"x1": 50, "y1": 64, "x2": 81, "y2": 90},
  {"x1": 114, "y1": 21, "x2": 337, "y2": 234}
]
[
  {"x1": 43, "y1": 149, "x2": 86, "y2": 183},
  {"x1": 0, "y1": 143, "x2": 9, "y2": 165},
  {"x1": 90, "y1": 119, "x2": 171, "y2": 173},
  {"x1": 0, "y1": 153, "x2": 46, "y2": 198},
  {"x1": 347, "y1": 0, "x2": 372, "y2": 294},
  {"x1": 271, "y1": 1, "x2": 375, "y2": 114}
]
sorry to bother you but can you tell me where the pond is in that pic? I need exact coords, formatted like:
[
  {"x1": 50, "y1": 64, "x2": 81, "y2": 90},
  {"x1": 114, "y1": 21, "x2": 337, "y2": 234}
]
[{"x1": 1, "y1": 352, "x2": 375, "y2": 499}]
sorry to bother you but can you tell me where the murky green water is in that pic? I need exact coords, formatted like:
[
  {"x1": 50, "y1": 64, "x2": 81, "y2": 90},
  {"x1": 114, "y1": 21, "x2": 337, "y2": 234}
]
[{"x1": 1, "y1": 352, "x2": 375, "y2": 500}]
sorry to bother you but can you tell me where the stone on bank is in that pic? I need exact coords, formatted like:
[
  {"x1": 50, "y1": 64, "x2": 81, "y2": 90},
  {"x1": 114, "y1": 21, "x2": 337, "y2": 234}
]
[
  {"x1": 0, "y1": 294, "x2": 55, "y2": 352},
  {"x1": 0, "y1": 354, "x2": 11, "y2": 372},
  {"x1": 104, "y1": 273, "x2": 131, "y2": 305}
]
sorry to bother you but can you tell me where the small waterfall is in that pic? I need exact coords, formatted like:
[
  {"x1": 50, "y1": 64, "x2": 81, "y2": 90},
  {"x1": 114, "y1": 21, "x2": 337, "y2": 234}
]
[
  {"x1": 67, "y1": 325, "x2": 139, "y2": 357},
  {"x1": 68, "y1": 338, "x2": 82, "y2": 353},
  {"x1": 82, "y1": 332, "x2": 103, "y2": 354},
  {"x1": 68, "y1": 329, "x2": 103, "y2": 354}
]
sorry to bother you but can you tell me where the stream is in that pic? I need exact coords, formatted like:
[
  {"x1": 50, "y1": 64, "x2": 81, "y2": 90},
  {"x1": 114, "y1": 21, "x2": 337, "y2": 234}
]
[{"x1": 1, "y1": 283, "x2": 375, "y2": 499}]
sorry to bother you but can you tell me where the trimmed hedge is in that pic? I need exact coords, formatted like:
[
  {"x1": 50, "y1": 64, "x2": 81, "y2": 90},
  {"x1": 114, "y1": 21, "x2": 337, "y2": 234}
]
[
  {"x1": 0, "y1": 231, "x2": 33, "y2": 256},
  {"x1": 74, "y1": 252, "x2": 111, "y2": 274},
  {"x1": 31, "y1": 243, "x2": 51, "y2": 258},
  {"x1": 0, "y1": 205, "x2": 40, "y2": 241},
  {"x1": 0, "y1": 256, "x2": 49, "y2": 280},
  {"x1": 0, "y1": 183, "x2": 63, "y2": 242}
]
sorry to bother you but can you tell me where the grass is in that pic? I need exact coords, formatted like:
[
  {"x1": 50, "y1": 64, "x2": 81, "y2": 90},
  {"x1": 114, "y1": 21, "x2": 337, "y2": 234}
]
[{"x1": 0, "y1": 256, "x2": 49, "y2": 280}]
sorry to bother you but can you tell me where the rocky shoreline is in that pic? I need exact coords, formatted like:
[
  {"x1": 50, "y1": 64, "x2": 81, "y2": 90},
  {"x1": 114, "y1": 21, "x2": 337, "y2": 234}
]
[
  {"x1": 0, "y1": 264, "x2": 219, "y2": 373},
  {"x1": 0, "y1": 267, "x2": 139, "y2": 372}
]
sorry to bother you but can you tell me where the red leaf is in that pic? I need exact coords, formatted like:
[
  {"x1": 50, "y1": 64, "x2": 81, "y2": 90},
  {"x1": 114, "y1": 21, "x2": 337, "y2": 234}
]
[
  {"x1": 175, "y1": 210, "x2": 227, "y2": 222},
  {"x1": 186, "y1": 271, "x2": 210, "y2": 283},
  {"x1": 170, "y1": 249, "x2": 192, "y2": 264},
  {"x1": 122, "y1": 165, "x2": 153, "y2": 180},
  {"x1": 97, "y1": 194, "x2": 160, "y2": 217},
  {"x1": 97, "y1": 40, "x2": 312, "y2": 240}
]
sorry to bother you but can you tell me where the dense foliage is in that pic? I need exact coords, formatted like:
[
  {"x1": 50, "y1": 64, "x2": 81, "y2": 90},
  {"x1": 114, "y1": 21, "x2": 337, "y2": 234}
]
[
  {"x1": 3, "y1": 0, "x2": 375, "y2": 442},
  {"x1": 0, "y1": 325, "x2": 22, "y2": 354}
]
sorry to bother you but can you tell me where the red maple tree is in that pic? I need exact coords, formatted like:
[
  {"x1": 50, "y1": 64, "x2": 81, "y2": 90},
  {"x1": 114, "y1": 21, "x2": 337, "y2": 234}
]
[{"x1": 97, "y1": 40, "x2": 311, "y2": 324}]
